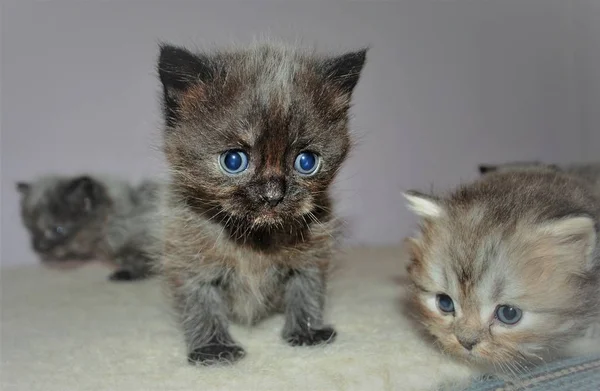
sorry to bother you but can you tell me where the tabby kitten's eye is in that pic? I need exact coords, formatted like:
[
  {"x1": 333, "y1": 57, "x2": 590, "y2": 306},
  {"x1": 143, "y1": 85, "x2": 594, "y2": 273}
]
[
  {"x1": 495, "y1": 305, "x2": 522, "y2": 325},
  {"x1": 45, "y1": 225, "x2": 66, "y2": 238},
  {"x1": 436, "y1": 293, "x2": 455, "y2": 314},
  {"x1": 219, "y1": 150, "x2": 249, "y2": 174},
  {"x1": 294, "y1": 152, "x2": 320, "y2": 176}
]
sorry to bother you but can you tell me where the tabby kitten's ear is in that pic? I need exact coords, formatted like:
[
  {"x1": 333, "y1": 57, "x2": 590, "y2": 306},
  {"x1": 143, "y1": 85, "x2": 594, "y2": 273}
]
[
  {"x1": 157, "y1": 43, "x2": 215, "y2": 126},
  {"x1": 403, "y1": 190, "x2": 444, "y2": 219},
  {"x1": 533, "y1": 216, "x2": 597, "y2": 271},
  {"x1": 16, "y1": 182, "x2": 31, "y2": 195},
  {"x1": 322, "y1": 49, "x2": 368, "y2": 95},
  {"x1": 64, "y1": 176, "x2": 98, "y2": 213}
]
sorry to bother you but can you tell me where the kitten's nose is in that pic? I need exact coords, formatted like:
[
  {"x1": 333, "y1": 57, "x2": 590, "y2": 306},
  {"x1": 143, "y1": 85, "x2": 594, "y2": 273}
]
[
  {"x1": 262, "y1": 194, "x2": 283, "y2": 207},
  {"x1": 457, "y1": 337, "x2": 479, "y2": 351},
  {"x1": 261, "y1": 178, "x2": 285, "y2": 207},
  {"x1": 33, "y1": 238, "x2": 52, "y2": 252}
]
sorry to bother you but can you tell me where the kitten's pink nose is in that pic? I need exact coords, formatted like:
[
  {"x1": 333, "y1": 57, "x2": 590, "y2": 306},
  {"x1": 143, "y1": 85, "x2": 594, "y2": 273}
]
[{"x1": 457, "y1": 337, "x2": 478, "y2": 351}]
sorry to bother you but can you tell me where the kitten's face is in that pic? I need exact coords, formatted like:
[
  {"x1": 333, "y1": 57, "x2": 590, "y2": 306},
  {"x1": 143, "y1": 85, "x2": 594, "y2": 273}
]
[
  {"x1": 404, "y1": 193, "x2": 596, "y2": 369},
  {"x1": 17, "y1": 176, "x2": 107, "y2": 262},
  {"x1": 158, "y1": 44, "x2": 366, "y2": 239}
]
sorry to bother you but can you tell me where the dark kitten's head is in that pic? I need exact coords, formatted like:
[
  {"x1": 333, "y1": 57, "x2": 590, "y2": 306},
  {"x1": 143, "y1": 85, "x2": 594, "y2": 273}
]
[
  {"x1": 157, "y1": 42, "x2": 367, "y2": 245},
  {"x1": 17, "y1": 175, "x2": 110, "y2": 262}
]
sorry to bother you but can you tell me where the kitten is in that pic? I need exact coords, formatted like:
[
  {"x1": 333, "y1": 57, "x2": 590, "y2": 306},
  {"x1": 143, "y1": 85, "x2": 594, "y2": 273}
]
[
  {"x1": 477, "y1": 161, "x2": 559, "y2": 175},
  {"x1": 156, "y1": 42, "x2": 367, "y2": 365},
  {"x1": 478, "y1": 161, "x2": 600, "y2": 196},
  {"x1": 17, "y1": 175, "x2": 161, "y2": 281},
  {"x1": 403, "y1": 169, "x2": 600, "y2": 373}
]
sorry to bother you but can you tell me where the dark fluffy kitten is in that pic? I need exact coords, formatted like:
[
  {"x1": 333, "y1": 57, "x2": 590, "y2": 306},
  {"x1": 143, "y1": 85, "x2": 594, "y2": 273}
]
[
  {"x1": 17, "y1": 175, "x2": 161, "y2": 281},
  {"x1": 156, "y1": 42, "x2": 367, "y2": 365}
]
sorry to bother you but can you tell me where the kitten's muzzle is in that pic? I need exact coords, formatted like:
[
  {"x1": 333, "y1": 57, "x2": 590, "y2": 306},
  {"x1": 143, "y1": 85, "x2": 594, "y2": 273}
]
[
  {"x1": 33, "y1": 238, "x2": 53, "y2": 252},
  {"x1": 257, "y1": 177, "x2": 286, "y2": 208}
]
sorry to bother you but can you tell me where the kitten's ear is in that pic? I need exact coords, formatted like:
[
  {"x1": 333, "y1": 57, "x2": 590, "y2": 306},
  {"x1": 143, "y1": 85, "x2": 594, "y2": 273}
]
[
  {"x1": 478, "y1": 164, "x2": 497, "y2": 175},
  {"x1": 535, "y1": 216, "x2": 597, "y2": 269},
  {"x1": 403, "y1": 190, "x2": 444, "y2": 219},
  {"x1": 157, "y1": 44, "x2": 215, "y2": 125},
  {"x1": 64, "y1": 176, "x2": 98, "y2": 212},
  {"x1": 157, "y1": 44, "x2": 214, "y2": 91},
  {"x1": 16, "y1": 182, "x2": 31, "y2": 195},
  {"x1": 322, "y1": 49, "x2": 368, "y2": 95}
]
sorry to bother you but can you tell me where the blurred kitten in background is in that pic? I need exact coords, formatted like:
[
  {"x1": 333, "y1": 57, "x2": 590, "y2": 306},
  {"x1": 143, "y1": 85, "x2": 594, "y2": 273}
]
[
  {"x1": 17, "y1": 175, "x2": 162, "y2": 281},
  {"x1": 403, "y1": 168, "x2": 600, "y2": 375}
]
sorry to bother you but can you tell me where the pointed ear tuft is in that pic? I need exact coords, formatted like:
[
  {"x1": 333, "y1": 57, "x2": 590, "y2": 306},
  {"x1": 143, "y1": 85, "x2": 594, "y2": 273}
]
[
  {"x1": 157, "y1": 44, "x2": 214, "y2": 91},
  {"x1": 535, "y1": 216, "x2": 597, "y2": 269},
  {"x1": 322, "y1": 48, "x2": 368, "y2": 95},
  {"x1": 157, "y1": 43, "x2": 215, "y2": 126},
  {"x1": 403, "y1": 190, "x2": 444, "y2": 219},
  {"x1": 538, "y1": 216, "x2": 596, "y2": 244},
  {"x1": 64, "y1": 176, "x2": 98, "y2": 212},
  {"x1": 16, "y1": 182, "x2": 30, "y2": 195}
]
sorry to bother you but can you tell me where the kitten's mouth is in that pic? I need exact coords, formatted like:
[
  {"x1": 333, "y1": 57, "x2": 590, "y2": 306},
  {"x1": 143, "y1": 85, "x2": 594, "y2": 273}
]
[{"x1": 252, "y1": 211, "x2": 283, "y2": 225}]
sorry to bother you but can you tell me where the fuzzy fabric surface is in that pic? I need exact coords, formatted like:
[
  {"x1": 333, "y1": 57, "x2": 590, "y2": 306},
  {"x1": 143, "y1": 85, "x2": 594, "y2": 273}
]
[
  {"x1": 4, "y1": 245, "x2": 600, "y2": 390},
  {"x1": 467, "y1": 353, "x2": 600, "y2": 391},
  {"x1": 1, "y1": 245, "x2": 482, "y2": 391}
]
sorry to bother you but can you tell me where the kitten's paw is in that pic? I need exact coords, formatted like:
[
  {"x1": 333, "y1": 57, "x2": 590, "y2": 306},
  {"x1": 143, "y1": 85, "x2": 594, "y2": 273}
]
[
  {"x1": 187, "y1": 343, "x2": 246, "y2": 365},
  {"x1": 109, "y1": 269, "x2": 134, "y2": 281},
  {"x1": 108, "y1": 269, "x2": 146, "y2": 282},
  {"x1": 285, "y1": 326, "x2": 337, "y2": 347}
]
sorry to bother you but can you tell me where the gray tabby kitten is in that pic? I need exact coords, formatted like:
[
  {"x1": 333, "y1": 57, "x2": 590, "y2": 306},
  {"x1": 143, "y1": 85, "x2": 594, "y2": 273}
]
[
  {"x1": 156, "y1": 41, "x2": 367, "y2": 365},
  {"x1": 404, "y1": 168, "x2": 600, "y2": 373},
  {"x1": 478, "y1": 161, "x2": 600, "y2": 196},
  {"x1": 17, "y1": 175, "x2": 161, "y2": 281}
]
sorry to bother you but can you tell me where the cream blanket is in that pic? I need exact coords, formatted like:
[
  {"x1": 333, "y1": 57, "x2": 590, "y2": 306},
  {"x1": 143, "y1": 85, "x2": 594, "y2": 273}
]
[{"x1": 1, "y1": 246, "x2": 475, "y2": 391}]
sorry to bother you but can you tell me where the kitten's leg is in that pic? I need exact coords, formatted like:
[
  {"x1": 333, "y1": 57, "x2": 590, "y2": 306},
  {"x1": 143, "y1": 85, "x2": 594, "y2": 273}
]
[
  {"x1": 282, "y1": 266, "x2": 336, "y2": 346},
  {"x1": 178, "y1": 281, "x2": 245, "y2": 365},
  {"x1": 109, "y1": 247, "x2": 154, "y2": 281}
]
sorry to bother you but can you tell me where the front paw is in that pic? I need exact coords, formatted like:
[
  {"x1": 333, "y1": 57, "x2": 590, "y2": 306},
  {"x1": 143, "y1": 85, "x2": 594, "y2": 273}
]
[
  {"x1": 285, "y1": 326, "x2": 337, "y2": 347},
  {"x1": 109, "y1": 269, "x2": 135, "y2": 281},
  {"x1": 187, "y1": 343, "x2": 246, "y2": 365},
  {"x1": 108, "y1": 268, "x2": 149, "y2": 282}
]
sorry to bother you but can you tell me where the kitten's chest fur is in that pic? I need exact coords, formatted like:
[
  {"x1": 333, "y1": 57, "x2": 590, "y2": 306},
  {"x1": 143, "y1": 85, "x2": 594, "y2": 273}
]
[
  {"x1": 221, "y1": 258, "x2": 288, "y2": 324},
  {"x1": 162, "y1": 205, "x2": 335, "y2": 325}
]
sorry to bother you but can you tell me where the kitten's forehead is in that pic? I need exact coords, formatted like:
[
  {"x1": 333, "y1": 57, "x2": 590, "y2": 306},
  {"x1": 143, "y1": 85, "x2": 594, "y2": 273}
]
[
  {"x1": 426, "y1": 215, "x2": 581, "y2": 308},
  {"x1": 423, "y1": 214, "x2": 508, "y2": 298},
  {"x1": 246, "y1": 46, "x2": 303, "y2": 111}
]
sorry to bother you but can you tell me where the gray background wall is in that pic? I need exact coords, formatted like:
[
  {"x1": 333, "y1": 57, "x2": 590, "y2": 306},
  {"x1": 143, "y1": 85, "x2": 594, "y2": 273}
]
[{"x1": 1, "y1": 0, "x2": 598, "y2": 267}]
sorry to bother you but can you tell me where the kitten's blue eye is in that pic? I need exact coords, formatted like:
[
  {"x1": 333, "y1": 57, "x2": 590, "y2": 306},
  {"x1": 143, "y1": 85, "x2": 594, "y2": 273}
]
[
  {"x1": 45, "y1": 225, "x2": 66, "y2": 239},
  {"x1": 495, "y1": 305, "x2": 522, "y2": 325},
  {"x1": 294, "y1": 152, "x2": 320, "y2": 176},
  {"x1": 436, "y1": 294, "x2": 455, "y2": 313},
  {"x1": 219, "y1": 150, "x2": 249, "y2": 174}
]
